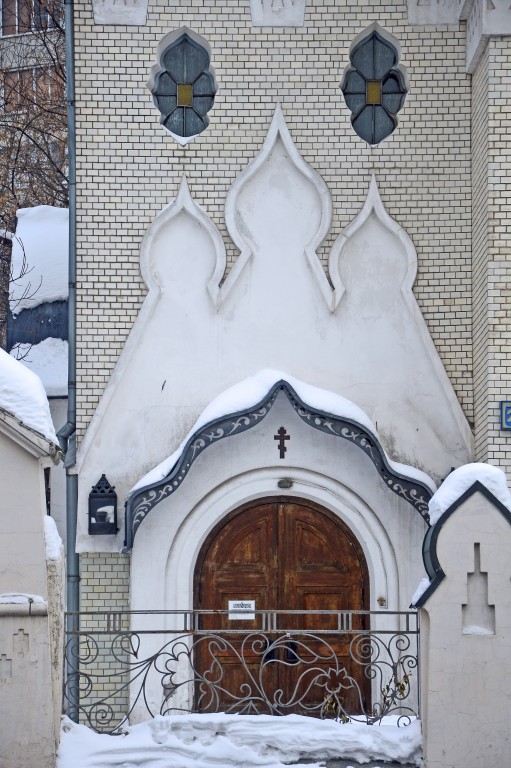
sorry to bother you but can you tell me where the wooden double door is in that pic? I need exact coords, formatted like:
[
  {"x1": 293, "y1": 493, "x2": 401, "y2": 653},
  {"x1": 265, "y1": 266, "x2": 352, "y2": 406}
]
[{"x1": 194, "y1": 498, "x2": 370, "y2": 715}]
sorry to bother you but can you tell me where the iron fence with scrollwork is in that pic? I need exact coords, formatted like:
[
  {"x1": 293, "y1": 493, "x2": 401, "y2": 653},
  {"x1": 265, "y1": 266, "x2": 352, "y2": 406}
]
[{"x1": 63, "y1": 609, "x2": 419, "y2": 733}]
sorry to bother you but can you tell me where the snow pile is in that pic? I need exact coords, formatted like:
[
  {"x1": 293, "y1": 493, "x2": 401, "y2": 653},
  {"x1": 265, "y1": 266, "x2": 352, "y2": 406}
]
[
  {"x1": 410, "y1": 578, "x2": 431, "y2": 607},
  {"x1": 428, "y1": 463, "x2": 511, "y2": 526},
  {"x1": 13, "y1": 339, "x2": 69, "y2": 397},
  {"x1": 0, "y1": 348, "x2": 57, "y2": 443},
  {"x1": 131, "y1": 369, "x2": 436, "y2": 494},
  {"x1": 10, "y1": 206, "x2": 69, "y2": 315},
  {"x1": 44, "y1": 515, "x2": 63, "y2": 560},
  {"x1": 57, "y1": 714, "x2": 422, "y2": 768},
  {"x1": 0, "y1": 593, "x2": 45, "y2": 604}
]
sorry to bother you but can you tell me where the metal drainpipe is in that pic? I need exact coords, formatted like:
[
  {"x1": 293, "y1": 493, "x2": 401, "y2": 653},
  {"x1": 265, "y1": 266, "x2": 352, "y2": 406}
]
[{"x1": 58, "y1": 0, "x2": 79, "y2": 723}]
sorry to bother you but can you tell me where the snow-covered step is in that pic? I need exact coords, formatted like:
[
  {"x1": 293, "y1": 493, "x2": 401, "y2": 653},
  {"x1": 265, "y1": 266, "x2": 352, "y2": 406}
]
[{"x1": 57, "y1": 714, "x2": 422, "y2": 768}]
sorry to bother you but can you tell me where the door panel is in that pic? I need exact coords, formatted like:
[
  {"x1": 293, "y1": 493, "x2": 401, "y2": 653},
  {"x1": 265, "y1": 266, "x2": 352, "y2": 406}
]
[{"x1": 194, "y1": 498, "x2": 369, "y2": 715}]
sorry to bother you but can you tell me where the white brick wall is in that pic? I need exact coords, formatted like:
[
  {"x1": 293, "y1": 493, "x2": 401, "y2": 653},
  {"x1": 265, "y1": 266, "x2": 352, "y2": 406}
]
[{"x1": 472, "y1": 38, "x2": 511, "y2": 479}]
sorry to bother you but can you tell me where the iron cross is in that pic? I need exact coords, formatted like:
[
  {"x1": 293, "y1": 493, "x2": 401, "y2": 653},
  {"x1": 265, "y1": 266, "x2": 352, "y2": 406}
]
[{"x1": 274, "y1": 427, "x2": 290, "y2": 459}]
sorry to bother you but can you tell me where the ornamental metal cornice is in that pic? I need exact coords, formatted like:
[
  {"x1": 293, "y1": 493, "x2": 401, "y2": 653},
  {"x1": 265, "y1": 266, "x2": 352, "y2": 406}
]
[{"x1": 123, "y1": 381, "x2": 433, "y2": 551}]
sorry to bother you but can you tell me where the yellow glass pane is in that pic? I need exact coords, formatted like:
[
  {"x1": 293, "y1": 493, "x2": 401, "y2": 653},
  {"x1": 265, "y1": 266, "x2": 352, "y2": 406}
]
[
  {"x1": 177, "y1": 83, "x2": 193, "y2": 107},
  {"x1": 366, "y1": 81, "x2": 381, "y2": 105}
]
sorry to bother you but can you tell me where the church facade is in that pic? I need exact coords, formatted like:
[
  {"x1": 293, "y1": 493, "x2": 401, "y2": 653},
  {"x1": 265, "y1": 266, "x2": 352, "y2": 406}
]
[{"x1": 70, "y1": 0, "x2": 511, "y2": 730}]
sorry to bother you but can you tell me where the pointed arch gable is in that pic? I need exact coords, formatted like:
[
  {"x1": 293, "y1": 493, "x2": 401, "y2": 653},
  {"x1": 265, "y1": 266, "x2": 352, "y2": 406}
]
[{"x1": 124, "y1": 379, "x2": 434, "y2": 551}]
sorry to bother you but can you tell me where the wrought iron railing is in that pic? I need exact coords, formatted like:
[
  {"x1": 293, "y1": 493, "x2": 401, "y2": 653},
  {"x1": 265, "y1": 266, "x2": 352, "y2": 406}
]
[{"x1": 64, "y1": 609, "x2": 419, "y2": 733}]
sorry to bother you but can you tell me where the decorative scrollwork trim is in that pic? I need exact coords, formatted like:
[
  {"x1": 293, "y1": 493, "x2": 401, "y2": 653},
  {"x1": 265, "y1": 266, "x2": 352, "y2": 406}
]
[{"x1": 124, "y1": 381, "x2": 432, "y2": 551}]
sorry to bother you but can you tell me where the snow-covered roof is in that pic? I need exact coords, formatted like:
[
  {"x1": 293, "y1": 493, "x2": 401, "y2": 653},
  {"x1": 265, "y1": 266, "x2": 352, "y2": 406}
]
[
  {"x1": 131, "y1": 369, "x2": 436, "y2": 495},
  {"x1": 428, "y1": 463, "x2": 511, "y2": 526},
  {"x1": 10, "y1": 206, "x2": 69, "y2": 317},
  {"x1": 12, "y1": 339, "x2": 68, "y2": 397},
  {"x1": 0, "y1": 347, "x2": 58, "y2": 444}
]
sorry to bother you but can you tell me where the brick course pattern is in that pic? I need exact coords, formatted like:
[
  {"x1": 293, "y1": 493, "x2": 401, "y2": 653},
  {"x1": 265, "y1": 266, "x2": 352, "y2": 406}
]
[
  {"x1": 73, "y1": 0, "x2": 473, "y2": 441},
  {"x1": 78, "y1": 554, "x2": 131, "y2": 726},
  {"x1": 472, "y1": 38, "x2": 511, "y2": 480}
]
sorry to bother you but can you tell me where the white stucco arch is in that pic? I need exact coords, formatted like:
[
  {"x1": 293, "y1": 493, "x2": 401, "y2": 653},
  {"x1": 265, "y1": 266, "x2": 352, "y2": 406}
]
[{"x1": 162, "y1": 467, "x2": 400, "y2": 617}]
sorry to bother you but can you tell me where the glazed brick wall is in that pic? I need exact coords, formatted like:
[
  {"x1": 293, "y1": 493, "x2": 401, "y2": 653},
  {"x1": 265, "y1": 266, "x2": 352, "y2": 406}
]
[
  {"x1": 79, "y1": 554, "x2": 131, "y2": 724},
  {"x1": 472, "y1": 44, "x2": 489, "y2": 462},
  {"x1": 73, "y1": 0, "x2": 473, "y2": 442},
  {"x1": 472, "y1": 38, "x2": 511, "y2": 479},
  {"x1": 80, "y1": 553, "x2": 130, "y2": 613}
]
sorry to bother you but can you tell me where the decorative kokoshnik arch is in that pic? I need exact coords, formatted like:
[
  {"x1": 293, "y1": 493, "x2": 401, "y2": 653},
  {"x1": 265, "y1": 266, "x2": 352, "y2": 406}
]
[{"x1": 123, "y1": 379, "x2": 434, "y2": 551}]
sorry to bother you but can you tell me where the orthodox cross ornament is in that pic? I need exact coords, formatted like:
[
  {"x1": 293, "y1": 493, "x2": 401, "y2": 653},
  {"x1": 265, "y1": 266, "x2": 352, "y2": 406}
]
[
  {"x1": 274, "y1": 426, "x2": 290, "y2": 458},
  {"x1": 341, "y1": 26, "x2": 407, "y2": 145}
]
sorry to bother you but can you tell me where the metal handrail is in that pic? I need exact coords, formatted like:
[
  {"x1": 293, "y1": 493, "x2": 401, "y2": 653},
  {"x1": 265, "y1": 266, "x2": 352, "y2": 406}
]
[{"x1": 63, "y1": 609, "x2": 419, "y2": 732}]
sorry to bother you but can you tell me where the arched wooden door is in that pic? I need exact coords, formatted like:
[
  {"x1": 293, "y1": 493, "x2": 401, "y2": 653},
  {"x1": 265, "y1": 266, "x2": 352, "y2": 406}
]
[{"x1": 194, "y1": 498, "x2": 370, "y2": 715}]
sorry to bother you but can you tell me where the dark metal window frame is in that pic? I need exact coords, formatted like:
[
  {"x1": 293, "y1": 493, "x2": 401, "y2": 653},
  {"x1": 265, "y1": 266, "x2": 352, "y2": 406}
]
[
  {"x1": 150, "y1": 30, "x2": 216, "y2": 140},
  {"x1": 341, "y1": 28, "x2": 408, "y2": 146},
  {"x1": 1, "y1": 0, "x2": 59, "y2": 36}
]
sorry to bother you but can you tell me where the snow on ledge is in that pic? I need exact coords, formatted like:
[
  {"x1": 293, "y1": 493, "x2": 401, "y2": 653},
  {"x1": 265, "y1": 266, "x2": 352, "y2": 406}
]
[
  {"x1": 130, "y1": 369, "x2": 436, "y2": 495},
  {"x1": 0, "y1": 593, "x2": 45, "y2": 604},
  {"x1": 428, "y1": 463, "x2": 511, "y2": 526},
  {"x1": 57, "y1": 714, "x2": 423, "y2": 768},
  {"x1": 0, "y1": 348, "x2": 58, "y2": 444},
  {"x1": 410, "y1": 577, "x2": 431, "y2": 607},
  {"x1": 44, "y1": 516, "x2": 63, "y2": 561}
]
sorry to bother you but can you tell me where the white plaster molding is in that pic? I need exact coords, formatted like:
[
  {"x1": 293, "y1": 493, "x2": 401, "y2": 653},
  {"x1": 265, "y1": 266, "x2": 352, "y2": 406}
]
[
  {"x1": 407, "y1": 0, "x2": 460, "y2": 25},
  {"x1": 250, "y1": 0, "x2": 306, "y2": 27},
  {"x1": 329, "y1": 175, "x2": 417, "y2": 310},
  {"x1": 76, "y1": 176, "x2": 225, "y2": 475},
  {"x1": 328, "y1": 174, "x2": 473, "y2": 460},
  {"x1": 92, "y1": 0, "x2": 148, "y2": 25},
  {"x1": 221, "y1": 104, "x2": 333, "y2": 310},
  {"x1": 76, "y1": 120, "x2": 473, "y2": 556},
  {"x1": 465, "y1": 0, "x2": 511, "y2": 73},
  {"x1": 408, "y1": 0, "x2": 511, "y2": 72},
  {"x1": 140, "y1": 176, "x2": 226, "y2": 304}
]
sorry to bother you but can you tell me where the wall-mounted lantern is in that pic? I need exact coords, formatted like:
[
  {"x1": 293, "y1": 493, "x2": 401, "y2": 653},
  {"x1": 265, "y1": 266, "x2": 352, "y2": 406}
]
[{"x1": 88, "y1": 474, "x2": 117, "y2": 535}]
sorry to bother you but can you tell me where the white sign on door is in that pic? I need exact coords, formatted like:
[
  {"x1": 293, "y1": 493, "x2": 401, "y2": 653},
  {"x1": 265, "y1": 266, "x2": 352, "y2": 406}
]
[{"x1": 228, "y1": 600, "x2": 255, "y2": 620}]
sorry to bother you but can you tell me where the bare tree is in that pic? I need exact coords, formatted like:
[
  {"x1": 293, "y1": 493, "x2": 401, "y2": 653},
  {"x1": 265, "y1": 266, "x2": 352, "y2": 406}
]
[
  {"x1": 0, "y1": 0, "x2": 67, "y2": 226},
  {"x1": 0, "y1": 0, "x2": 67, "y2": 349},
  {"x1": 0, "y1": 235, "x2": 11, "y2": 349}
]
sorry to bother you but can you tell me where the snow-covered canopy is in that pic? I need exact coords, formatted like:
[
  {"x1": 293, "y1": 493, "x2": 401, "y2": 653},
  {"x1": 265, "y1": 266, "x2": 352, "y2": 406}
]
[
  {"x1": 428, "y1": 463, "x2": 511, "y2": 526},
  {"x1": 10, "y1": 206, "x2": 69, "y2": 316},
  {"x1": 12, "y1": 339, "x2": 68, "y2": 397},
  {"x1": 131, "y1": 369, "x2": 436, "y2": 494},
  {"x1": 0, "y1": 347, "x2": 57, "y2": 443},
  {"x1": 57, "y1": 714, "x2": 423, "y2": 768}
]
